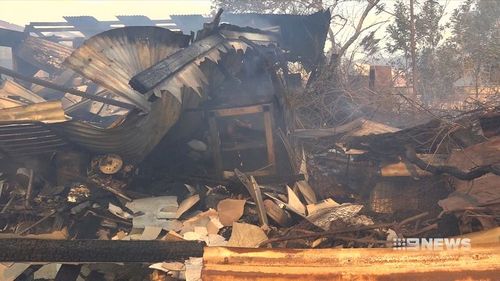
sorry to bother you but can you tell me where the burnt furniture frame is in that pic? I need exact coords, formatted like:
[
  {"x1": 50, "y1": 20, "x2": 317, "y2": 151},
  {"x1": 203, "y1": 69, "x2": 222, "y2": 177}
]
[{"x1": 208, "y1": 103, "x2": 276, "y2": 179}]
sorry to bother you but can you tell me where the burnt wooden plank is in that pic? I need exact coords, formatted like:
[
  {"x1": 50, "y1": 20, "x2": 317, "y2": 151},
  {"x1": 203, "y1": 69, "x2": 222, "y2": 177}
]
[
  {"x1": 0, "y1": 239, "x2": 205, "y2": 263},
  {"x1": 129, "y1": 34, "x2": 225, "y2": 94}
]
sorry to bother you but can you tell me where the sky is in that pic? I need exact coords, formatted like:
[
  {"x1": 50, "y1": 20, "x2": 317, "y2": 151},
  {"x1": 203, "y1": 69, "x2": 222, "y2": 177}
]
[
  {"x1": 0, "y1": 0, "x2": 213, "y2": 26},
  {"x1": 0, "y1": 0, "x2": 464, "y2": 27},
  {"x1": 0, "y1": 0, "x2": 465, "y2": 63}
]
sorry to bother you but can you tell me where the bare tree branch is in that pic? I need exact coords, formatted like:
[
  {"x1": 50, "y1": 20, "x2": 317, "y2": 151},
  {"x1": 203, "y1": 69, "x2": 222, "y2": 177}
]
[{"x1": 330, "y1": 0, "x2": 380, "y2": 64}]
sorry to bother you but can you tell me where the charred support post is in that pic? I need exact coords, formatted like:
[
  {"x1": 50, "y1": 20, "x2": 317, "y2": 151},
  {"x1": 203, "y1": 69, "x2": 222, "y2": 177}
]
[
  {"x1": 0, "y1": 239, "x2": 205, "y2": 262},
  {"x1": 262, "y1": 104, "x2": 276, "y2": 174},
  {"x1": 208, "y1": 111, "x2": 223, "y2": 179}
]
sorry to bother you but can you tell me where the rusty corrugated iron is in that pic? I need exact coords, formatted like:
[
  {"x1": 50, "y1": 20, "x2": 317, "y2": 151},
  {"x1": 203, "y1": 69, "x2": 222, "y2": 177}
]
[
  {"x1": 202, "y1": 246, "x2": 500, "y2": 281},
  {"x1": 0, "y1": 122, "x2": 67, "y2": 158},
  {"x1": 0, "y1": 101, "x2": 68, "y2": 157},
  {"x1": 61, "y1": 27, "x2": 259, "y2": 162},
  {"x1": 0, "y1": 101, "x2": 67, "y2": 123},
  {"x1": 64, "y1": 26, "x2": 191, "y2": 112},
  {"x1": 0, "y1": 26, "x2": 281, "y2": 162},
  {"x1": 57, "y1": 94, "x2": 182, "y2": 162}
]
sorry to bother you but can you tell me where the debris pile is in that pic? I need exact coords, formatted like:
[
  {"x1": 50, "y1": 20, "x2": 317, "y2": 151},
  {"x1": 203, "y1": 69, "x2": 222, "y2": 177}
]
[{"x1": 0, "y1": 8, "x2": 498, "y2": 281}]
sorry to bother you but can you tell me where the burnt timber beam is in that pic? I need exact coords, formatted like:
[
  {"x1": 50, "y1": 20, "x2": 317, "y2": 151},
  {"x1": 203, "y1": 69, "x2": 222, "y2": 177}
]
[
  {"x1": 0, "y1": 66, "x2": 135, "y2": 110},
  {"x1": 0, "y1": 239, "x2": 205, "y2": 263},
  {"x1": 129, "y1": 34, "x2": 225, "y2": 94}
]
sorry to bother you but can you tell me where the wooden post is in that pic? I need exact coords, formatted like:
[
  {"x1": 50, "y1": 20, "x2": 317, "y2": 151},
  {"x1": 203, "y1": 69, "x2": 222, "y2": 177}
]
[
  {"x1": 263, "y1": 104, "x2": 276, "y2": 174},
  {"x1": 208, "y1": 111, "x2": 223, "y2": 179}
]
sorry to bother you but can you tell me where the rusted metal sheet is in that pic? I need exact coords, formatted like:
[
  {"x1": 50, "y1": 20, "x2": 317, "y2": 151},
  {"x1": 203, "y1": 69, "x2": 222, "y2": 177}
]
[
  {"x1": 2, "y1": 26, "x2": 277, "y2": 162},
  {"x1": 65, "y1": 26, "x2": 191, "y2": 112},
  {"x1": 0, "y1": 101, "x2": 67, "y2": 123},
  {"x1": 59, "y1": 26, "x2": 217, "y2": 161},
  {"x1": 202, "y1": 246, "x2": 500, "y2": 281},
  {"x1": 62, "y1": 26, "x2": 260, "y2": 162},
  {"x1": 58, "y1": 94, "x2": 182, "y2": 162},
  {"x1": 0, "y1": 101, "x2": 68, "y2": 157}
]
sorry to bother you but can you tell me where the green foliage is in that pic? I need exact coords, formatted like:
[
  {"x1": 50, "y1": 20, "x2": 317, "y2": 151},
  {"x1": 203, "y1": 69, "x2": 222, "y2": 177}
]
[
  {"x1": 450, "y1": 0, "x2": 499, "y2": 86},
  {"x1": 385, "y1": 1, "x2": 411, "y2": 56},
  {"x1": 359, "y1": 31, "x2": 380, "y2": 57},
  {"x1": 386, "y1": 0, "x2": 499, "y2": 100},
  {"x1": 416, "y1": 0, "x2": 444, "y2": 49}
]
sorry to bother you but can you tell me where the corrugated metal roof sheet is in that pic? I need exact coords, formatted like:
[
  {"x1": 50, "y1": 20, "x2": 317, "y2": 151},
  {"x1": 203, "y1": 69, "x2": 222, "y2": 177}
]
[
  {"x1": 0, "y1": 101, "x2": 68, "y2": 123},
  {"x1": 202, "y1": 246, "x2": 500, "y2": 281},
  {"x1": 0, "y1": 121, "x2": 67, "y2": 158},
  {"x1": 64, "y1": 26, "x2": 192, "y2": 112}
]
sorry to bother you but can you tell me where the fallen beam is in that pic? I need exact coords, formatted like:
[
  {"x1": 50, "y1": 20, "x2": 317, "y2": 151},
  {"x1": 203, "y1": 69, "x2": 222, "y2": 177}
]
[
  {"x1": 203, "y1": 246, "x2": 500, "y2": 281},
  {"x1": 0, "y1": 66, "x2": 135, "y2": 110},
  {"x1": 129, "y1": 34, "x2": 225, "y2": 94},
  {"x1": 0, "y1": 239, "x2": 204, "y2": 263}
]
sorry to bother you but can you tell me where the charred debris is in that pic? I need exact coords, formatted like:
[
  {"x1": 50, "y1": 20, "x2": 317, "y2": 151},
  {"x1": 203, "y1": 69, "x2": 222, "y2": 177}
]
[{"x1": 0, "y1": 8, "x2": 499, "y2": 281}]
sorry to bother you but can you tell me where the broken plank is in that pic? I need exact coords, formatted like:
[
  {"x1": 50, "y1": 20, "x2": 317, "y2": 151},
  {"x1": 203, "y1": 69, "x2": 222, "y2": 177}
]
[
  {"x1": 263, "y1": 199, "x2": 291, "y2": 227},
  {"x1": 250, "y1": 176, "x2": 269, "y2": 227}
]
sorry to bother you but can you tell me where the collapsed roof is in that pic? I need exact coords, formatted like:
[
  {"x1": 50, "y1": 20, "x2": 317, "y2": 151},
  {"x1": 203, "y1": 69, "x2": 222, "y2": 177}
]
[{"x1": 0, "y1": 10, "x2": 331, "y2": 163}]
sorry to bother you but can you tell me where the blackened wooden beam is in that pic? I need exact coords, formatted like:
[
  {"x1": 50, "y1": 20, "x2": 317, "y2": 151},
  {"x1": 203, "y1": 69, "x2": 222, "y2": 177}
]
[
  {"x1": 0, "y1": 239, "x2": 205, "y2": 263},
  {"x1": 129, "y1": 34, "x2": 225, "y2": 94}
]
